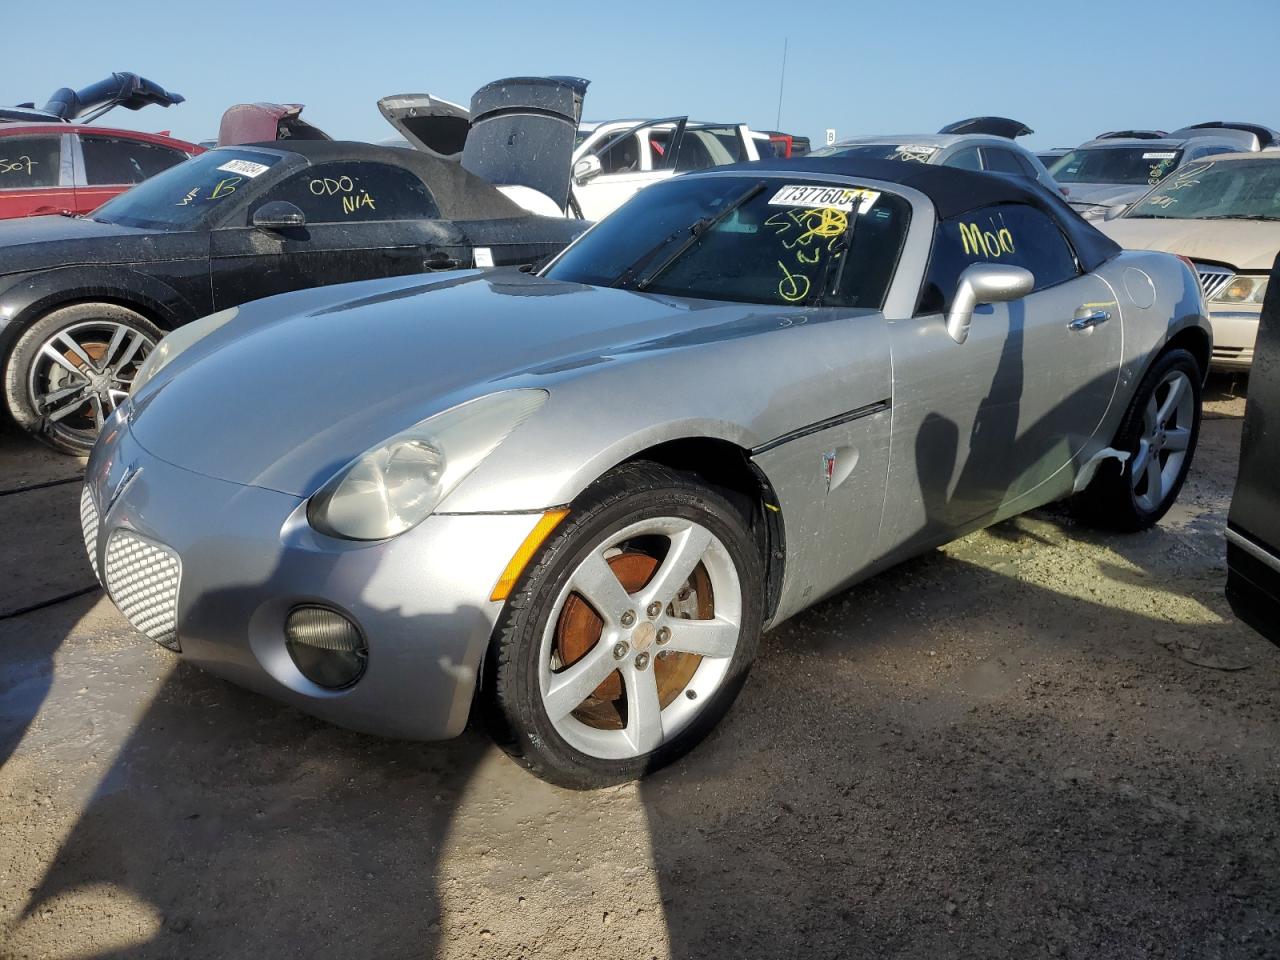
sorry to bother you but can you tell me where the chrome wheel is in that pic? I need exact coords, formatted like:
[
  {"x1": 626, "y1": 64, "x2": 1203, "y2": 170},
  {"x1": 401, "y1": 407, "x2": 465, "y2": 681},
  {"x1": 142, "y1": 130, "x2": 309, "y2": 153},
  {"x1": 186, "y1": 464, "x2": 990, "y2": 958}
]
[
  {"x1": 1131, "y1": 368, "x2": 1195, "y2": 514},
  {"x1": 27, "y1": 320, "x2": 155, "y2": 439},
  {"x1": 538, "y1": 516, "x2": 743, "y2": 761}
]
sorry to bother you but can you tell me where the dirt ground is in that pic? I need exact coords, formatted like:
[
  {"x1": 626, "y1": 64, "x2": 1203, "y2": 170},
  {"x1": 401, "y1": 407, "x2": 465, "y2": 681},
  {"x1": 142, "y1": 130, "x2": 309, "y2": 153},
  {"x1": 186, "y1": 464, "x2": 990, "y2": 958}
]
[{"x1": 0, "y1": 375, "x2": 1276, "y2": 960}]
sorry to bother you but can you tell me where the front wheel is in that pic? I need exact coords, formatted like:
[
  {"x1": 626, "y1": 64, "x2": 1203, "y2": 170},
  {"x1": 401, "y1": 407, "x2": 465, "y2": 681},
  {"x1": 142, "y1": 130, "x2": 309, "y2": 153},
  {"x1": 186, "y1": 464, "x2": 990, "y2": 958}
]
[
  {"x1": 3, "y1": 303, "x2": 160, "y2": 455},
  {"x1": 1074, "y1": 347, "x2": 1202, "y2": 532},
  {"x1": 482, "y1": 461, "x2": 764, "y2": 789}
]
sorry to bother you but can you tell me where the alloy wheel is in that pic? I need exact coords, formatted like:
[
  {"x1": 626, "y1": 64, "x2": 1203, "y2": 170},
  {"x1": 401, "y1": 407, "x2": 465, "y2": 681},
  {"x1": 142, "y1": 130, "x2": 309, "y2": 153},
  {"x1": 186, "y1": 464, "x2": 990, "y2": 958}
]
[
  {"x1": 537, "y1": 516, "x2": 743, "y2": 760},
  {"x1": 1131, "y1": 368, "x2": 1195, "y2": 514},
  {"x1": 27, "y1": 320, "x2": 155, "y2": 442}
]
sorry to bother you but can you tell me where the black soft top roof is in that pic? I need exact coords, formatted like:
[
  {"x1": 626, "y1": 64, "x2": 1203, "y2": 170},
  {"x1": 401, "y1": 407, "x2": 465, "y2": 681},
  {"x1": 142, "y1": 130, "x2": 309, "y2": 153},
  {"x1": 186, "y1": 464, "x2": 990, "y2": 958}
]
[
  {"x1": 238, "y1": 139, "x2": 523, "y2": 221},
  {"x1": 713, "y1": 155, "x2": 1122, "y2": 272}
]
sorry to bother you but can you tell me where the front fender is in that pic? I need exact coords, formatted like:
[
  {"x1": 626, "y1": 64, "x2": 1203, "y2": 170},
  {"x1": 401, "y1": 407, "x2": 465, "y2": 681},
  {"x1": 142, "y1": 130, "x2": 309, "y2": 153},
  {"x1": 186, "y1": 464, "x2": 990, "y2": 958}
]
[{"x1": 0, "y1": 264, "x2": 210, "y2": 361}]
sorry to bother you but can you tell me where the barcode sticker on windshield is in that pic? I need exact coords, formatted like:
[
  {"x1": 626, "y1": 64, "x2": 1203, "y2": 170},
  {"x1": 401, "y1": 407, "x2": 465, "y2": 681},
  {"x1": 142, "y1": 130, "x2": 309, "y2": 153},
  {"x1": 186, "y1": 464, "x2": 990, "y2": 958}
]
[
  {"x1": 1142, "y1": 152, "x2": 1177, "y2": 160},
  {"x1": 768, "y1": 185, "x2": 880, "y2": 214},
  {"x1": 217, "y1": 159, "x2": 271, "y2": 178}
]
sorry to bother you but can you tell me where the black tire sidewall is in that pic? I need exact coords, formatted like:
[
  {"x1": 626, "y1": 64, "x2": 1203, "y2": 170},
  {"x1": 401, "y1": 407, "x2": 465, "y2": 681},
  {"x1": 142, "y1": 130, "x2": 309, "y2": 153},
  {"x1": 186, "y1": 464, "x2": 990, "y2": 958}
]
[
  {"x1": 1078, "y1": 348, "x2": 1202, "y2": 531},
  {"x1": 486, "y1": 463, "x2": 764, "y2": 789},
  {"x1": 3, "y1": 303, "x2": 162, "y2": 455}
]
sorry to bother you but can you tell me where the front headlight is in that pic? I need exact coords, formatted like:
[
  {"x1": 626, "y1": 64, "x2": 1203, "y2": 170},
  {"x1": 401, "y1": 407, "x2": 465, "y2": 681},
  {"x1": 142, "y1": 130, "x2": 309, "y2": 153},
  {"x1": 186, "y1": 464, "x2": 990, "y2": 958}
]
[
  {"x1": 131, "y1": 307, "x2": 240, "y2": 394},
  {"x1": 307, "y1": 389, "x2": 547, "y2": 541},
  {"x1": 1211, "y1": 275, "x2": 1269, "y2": 305}
]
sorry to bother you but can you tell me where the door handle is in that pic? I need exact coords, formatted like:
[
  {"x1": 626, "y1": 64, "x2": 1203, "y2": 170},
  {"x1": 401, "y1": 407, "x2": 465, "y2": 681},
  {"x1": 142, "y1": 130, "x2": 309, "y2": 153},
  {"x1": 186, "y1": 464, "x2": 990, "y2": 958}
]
[{"x1": 1069, "y1": 308, "x2": 1111, "y2": 331}]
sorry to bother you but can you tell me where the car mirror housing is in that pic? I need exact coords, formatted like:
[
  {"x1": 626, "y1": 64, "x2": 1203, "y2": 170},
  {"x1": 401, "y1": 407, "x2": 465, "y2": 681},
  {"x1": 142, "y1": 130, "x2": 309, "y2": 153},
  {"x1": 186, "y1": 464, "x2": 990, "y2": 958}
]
[
  {"x1": 946, "y1": 263, "x2": 1035, "y2": 344},
  {"x1": 252, "y1": 200, "x2": 306, "y2": 231},
  {"x1": 572, "y1": 155, "x2": 602, "y2": 185}
]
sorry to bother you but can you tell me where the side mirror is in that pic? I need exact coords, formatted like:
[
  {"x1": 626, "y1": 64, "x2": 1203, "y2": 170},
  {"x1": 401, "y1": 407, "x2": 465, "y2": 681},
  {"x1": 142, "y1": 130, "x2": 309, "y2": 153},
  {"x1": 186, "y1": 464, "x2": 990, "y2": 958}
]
[
  {"x1": 572, "y1": 155, "x2": 603, "y2": 185},
  {"x1": 1103, "y1": 202, "x2": 1128, "y2": 221},
  {"x1": 946, "y1": 263, "x2": 1035, "y2": 344},
  {"x1": 252, "y1": 200, "x2": 306, "y2": 231}
]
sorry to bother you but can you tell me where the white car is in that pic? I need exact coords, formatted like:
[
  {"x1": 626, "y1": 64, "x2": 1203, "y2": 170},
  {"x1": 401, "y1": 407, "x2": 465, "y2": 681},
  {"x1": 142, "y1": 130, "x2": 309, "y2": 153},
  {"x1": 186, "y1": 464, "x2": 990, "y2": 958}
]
[{"x1": 569, "y1": 118, "x2": 765, "y2": 219}]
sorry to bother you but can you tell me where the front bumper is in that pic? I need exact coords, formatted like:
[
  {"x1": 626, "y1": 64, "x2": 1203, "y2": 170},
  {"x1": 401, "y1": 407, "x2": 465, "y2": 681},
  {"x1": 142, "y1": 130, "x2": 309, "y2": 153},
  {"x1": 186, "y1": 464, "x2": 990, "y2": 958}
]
[
  {"x1": 1207, "y1": 309, "x2": 1260, "y2": 371},
  {"x1": 82, "y1": 415, "x2": 542, "y2": 740}
]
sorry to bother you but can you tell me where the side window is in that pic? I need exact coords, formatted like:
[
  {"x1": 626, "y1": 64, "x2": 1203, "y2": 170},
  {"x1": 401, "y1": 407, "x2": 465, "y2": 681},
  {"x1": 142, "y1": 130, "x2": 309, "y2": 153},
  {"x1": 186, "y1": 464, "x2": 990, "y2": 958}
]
[
  {"x1": 250, "y1": 161, "x2": 440, "y2": 223},
  {"x1": 81, "y1": 136, "x2": 188, "y2": 185},
  {"x1": 918, "y1": 203, "x2": 1080, "y2": 313},
  {"x1": 598, "y1": 133, "x2": 644, "y2": 174},
  {"x1": 0, "y1": 136, "x2": 62, "y2": 189},
  {"x1": 942, "y1": 147, "x2": 982, "y2": 171},
  {"x1": 982, "y1": 147, "x2": 1029, "y2": 177},
  {"x1": 674, "y1": 129, "x2": 743, "y2": 172}
]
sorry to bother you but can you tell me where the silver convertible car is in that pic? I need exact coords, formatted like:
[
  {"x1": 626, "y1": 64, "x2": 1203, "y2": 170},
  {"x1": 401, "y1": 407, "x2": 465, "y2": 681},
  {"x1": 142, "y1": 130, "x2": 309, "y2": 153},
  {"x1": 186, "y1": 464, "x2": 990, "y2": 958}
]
[{"x1": 82, "y1": 158, "x2": 1210, "y2": 788}]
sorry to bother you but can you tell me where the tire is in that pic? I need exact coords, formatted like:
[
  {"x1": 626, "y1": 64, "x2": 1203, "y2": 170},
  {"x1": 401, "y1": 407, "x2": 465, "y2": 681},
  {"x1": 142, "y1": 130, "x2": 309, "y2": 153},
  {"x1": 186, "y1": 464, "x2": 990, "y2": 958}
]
[
  {"x1": 1073, "y1": 347, "x2": 1202, "y2": 532},
  {"x1": 482, "y1": 460, "x2": 765, "y2": 789},
  {"x1": 3, "y1": 303, "x2": 162, "y2": 456}
]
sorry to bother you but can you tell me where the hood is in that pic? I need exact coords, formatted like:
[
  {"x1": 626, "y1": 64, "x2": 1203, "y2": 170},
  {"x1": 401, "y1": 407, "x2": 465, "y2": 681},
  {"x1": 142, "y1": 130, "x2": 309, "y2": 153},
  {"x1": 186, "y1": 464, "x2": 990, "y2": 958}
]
[
  {"x1": 0, "y1": 214, "x2": 165, "y2": 276},
  {"x1": 462, "y1": 76, "x2": 589, "y2": 211},
  {"x1": 1065, "y1": 183, "x2": 1150, "y2": 209},
  {"x1": 377, "y1": 93, "x2": 471, "y2": 159},
  {"x1": 130, "y1": 269, "x2": 792, "y2": 496},
  {"x1": 1098, "y1": 217, "x2": 1280, "y2": 271},
  {"x1": 217, "y1": 103, "x2": 331, "y2": 147}
]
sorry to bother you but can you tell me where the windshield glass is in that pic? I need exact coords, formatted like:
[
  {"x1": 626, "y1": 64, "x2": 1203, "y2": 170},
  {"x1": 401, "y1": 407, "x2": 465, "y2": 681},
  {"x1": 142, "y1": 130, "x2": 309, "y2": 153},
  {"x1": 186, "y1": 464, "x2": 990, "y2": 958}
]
[
  {"x1": 810, "y1": 142, "x2": 940, "y2": 164},
  {"x1": 90, "y1": 149, "x2": 284, "y2": 229},
  {"x1": 545, "y1": 175, "x2": 911, "y2": 308},
  {"x1": 1126, "y1": 160, "x2": 1280, "y2": 221},
  {"x1": 1049, "y1": 147, "x2": 1183, "y2": 186}
]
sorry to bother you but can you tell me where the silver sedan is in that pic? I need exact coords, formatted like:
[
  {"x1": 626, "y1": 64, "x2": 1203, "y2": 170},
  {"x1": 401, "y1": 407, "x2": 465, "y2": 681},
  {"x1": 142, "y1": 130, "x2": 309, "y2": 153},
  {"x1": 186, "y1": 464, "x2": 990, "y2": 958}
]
[{"x1": 83, "y1": 158, "x2": 1210, "y2": 788}]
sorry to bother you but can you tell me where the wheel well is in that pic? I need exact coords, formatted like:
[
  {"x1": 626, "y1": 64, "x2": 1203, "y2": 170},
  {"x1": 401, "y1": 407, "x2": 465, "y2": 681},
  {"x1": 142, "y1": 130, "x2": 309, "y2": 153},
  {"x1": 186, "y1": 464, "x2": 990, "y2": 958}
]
[
  {"x1": 624, "y1": 438, "x2": 786, "y2": 620},
  {"x1": 34, "y1": 295, "x2": 169, "y2": 331},
  {"x1": 1164, "y1": 325, "x2": 1211, "y2": 381}
]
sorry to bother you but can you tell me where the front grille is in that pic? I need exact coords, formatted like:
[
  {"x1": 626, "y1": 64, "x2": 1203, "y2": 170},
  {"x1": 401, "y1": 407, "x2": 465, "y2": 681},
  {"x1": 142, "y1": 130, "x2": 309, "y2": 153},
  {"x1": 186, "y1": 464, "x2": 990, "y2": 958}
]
[
  {"x1": 104, "y1": 530, "x2": 182, "y2": 651},
  {"x1": 79, "y1": 486, "x2": 100, "y2": 582},
  {"x1": 1194, "y1": 263, "x2": 1233, "y2": 300}
]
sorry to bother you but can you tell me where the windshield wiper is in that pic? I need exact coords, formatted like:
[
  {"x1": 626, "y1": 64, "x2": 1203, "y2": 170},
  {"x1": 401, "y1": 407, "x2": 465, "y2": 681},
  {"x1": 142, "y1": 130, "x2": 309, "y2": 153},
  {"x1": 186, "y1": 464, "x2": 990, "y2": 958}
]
[
  {"x1": 808, "y1": 211, "x2": 858, "y2": 307},
  {"x1": 1201, "y1": 214, "x2": 1280, "y2": 221},
  {"x1": 613, "y1": 181, "x2": 766, "y2": 291}
]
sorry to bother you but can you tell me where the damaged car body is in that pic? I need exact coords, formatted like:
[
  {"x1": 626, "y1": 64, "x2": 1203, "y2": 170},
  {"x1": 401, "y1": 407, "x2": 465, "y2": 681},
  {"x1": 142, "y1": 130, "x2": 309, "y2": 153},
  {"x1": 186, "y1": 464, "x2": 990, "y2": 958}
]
[
  {"x1": 0, "y1": 139, "x2": 586, "y2": 454},
  {"x1": 82, "y1": 158, "x2": 1209, "y2": 788}
]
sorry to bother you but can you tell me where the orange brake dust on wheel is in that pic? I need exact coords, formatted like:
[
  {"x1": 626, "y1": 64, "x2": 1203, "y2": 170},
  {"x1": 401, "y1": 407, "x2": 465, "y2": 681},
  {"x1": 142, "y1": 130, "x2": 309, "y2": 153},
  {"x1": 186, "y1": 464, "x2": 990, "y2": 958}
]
[{"x1": 553, "y1": 551, "x2": 713, "y2": 731}]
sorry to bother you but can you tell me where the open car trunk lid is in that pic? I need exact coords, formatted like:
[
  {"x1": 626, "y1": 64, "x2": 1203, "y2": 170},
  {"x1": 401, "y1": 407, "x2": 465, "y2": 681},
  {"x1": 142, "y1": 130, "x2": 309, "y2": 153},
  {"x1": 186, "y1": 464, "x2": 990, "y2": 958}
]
[
  {"x1": 377, "y1": 93, "x2": 472, "y2": 159},
  {"x1": 217, "y1": 103, "x2": 331, "y2": 147},
  {"x1": 462, "y1": 76, "x2": 589, "y2": 211}
]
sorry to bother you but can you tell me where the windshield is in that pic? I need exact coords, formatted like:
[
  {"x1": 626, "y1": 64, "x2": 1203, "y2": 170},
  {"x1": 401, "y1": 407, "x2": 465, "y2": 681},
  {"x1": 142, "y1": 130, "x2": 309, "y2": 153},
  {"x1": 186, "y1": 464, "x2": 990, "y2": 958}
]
[
  {"x1": 90, "y1": 149, "x2": 284, "y2": 229},
  {"x1": 1126, "y1": 160, "x2": 1280, "y2": 221},
  {"x1": 810, "y1": 142, "x2": 940, "y2": 164},
  {"x1": 545, "y1": 175, "x2": 911, "y2": 308},
  {"x1": 1049, "y1": 147, "x2": 1183, "y2": 186}
]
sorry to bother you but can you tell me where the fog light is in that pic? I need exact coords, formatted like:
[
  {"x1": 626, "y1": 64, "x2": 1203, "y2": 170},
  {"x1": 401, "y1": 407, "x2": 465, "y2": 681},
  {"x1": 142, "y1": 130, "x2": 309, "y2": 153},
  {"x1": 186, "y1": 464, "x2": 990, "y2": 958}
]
[{"x1": 285, "y1": 606, "x2": 367, "y2": 689}]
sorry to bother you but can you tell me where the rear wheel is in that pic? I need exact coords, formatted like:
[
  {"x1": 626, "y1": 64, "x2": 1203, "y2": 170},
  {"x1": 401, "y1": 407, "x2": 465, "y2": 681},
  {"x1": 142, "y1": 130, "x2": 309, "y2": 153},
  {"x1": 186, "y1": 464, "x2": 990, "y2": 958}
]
[
  {"x1": 1074, "y1": 348, "x2": 1202, "y2": 531},
  {"x1": 483, "y1": 461, "x2": 764, "y2": 789},
  {"x1": 3, "y1": 303, "x2": 160, "y2": 455}
]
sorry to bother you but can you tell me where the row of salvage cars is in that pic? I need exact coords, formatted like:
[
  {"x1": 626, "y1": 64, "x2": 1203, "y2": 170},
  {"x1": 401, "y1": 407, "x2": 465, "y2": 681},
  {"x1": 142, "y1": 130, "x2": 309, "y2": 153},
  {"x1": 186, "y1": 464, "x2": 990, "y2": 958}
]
[{"x1": 5, "y1": 74, "x2": 1277, "y2": 787}]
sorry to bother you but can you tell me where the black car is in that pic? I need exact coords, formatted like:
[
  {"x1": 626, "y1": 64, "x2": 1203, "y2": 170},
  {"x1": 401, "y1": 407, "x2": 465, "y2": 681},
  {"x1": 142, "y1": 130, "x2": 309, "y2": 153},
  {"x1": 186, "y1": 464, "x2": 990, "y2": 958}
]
[
  {"x1": 0, "y1": 137, "x2": 586, "y2": 454},
  {"x1": 1226, "y1": 251, "x2": 1280, "y2": 645}
]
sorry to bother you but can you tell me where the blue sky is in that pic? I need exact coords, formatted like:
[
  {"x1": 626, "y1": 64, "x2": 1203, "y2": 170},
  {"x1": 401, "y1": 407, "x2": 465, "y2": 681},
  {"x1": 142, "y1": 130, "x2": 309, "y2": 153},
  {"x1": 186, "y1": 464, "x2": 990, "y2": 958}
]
[{"x1": 8, "y1": 0, "x2": 1277, "y2": 150}]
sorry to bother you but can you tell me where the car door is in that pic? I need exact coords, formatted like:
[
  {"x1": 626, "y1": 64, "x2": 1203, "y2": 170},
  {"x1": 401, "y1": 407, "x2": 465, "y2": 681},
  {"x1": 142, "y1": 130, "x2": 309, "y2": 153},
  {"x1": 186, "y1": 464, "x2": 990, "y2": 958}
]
[
  {"x1": 879, "y1": 202, "x2": 1123, "y2": 555},
  {"x1": 572, "y1": 119, "x2": 686, "y2": 220},
  {"x1": 74, "y1": 133, "x2": 191, "y2": 213},
  {"x1": 207, "y1": 159, "x2": 464, "y2": 309},
  {"x1": 1226, "y1": 252, "x2": 1280, "y2": 645},
  {"x1": 0, "y1": 132, "x2": 71, "y2": 218}
]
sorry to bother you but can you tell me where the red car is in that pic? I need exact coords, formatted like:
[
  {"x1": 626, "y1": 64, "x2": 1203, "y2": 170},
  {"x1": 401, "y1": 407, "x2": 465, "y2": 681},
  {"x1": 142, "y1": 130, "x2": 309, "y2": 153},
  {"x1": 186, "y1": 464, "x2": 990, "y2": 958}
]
[{"x1": 0, "y1": 72, "x2": 201, "y2": 219}]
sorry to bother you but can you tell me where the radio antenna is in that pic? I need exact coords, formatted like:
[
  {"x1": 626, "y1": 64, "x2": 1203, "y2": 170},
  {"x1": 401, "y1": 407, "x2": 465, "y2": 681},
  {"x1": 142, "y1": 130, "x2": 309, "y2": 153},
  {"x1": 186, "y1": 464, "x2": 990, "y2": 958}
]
[{"x1": 775, "y1": 37, "x2": 788, "y2": 129}]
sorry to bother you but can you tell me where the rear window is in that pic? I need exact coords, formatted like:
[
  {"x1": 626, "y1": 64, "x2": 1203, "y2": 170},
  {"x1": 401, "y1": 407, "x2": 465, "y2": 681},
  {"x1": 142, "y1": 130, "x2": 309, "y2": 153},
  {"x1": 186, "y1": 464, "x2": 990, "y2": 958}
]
[
  {"x1": 0, "y1": 136, "x2": 61, "y2": 189},
  {"x1": 81, "y1": 135, "x2": 190, "y2": 185},
  {"x1": 1049, "y1": 147, "x2": 1183, "y2": 186}
]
